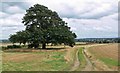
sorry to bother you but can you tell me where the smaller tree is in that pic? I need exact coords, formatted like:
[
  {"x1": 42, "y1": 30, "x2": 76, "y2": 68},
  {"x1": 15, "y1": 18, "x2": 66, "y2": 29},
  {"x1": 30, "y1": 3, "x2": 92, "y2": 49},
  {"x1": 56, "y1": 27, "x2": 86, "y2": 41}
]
[
  {"x1": 16, "y1": 30, "x2": 29, "y2": 45},
  {"x1": 9, "y1": 30, "x2": 29, "y2": 45},
  {"x1": 9, "y1": 34, "x2": 17, "y2": 45}
]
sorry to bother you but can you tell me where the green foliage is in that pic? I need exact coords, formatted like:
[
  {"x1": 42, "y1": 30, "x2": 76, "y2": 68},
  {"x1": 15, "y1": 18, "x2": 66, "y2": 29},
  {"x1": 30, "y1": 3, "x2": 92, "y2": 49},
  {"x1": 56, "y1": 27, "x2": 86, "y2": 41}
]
[
  {"x1": 9, "y1": 34, "x2": 18, "y2": 44},
  {"x1": 1, "y1": 46, "x2": 7, "y2": 50},
  {"x1": 9, "y1": 4, "x2": 77, "y2": 49},
  {"x1": 7, "y1": 45, "x2": 21, "y2": 49},
  {"x1": 9, "y1": 30, "x2": 30, "y2": 45}
]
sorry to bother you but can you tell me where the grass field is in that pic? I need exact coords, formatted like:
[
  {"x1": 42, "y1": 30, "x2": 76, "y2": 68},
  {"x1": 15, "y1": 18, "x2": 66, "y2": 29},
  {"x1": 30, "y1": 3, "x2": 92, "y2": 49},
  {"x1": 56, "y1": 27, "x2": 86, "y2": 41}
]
[
  {"x1": 2, "y1": 45, "x2": 82, "y2": 71},
  {"x1": 3, "y1": 50, "x2": 68, "y2": 71},
  {"x1": 88, "y1": 43, "x2": 119, "y2": 70},
  {"x1": 2, "y1": 43, "x2": 119, "y2": 71}
]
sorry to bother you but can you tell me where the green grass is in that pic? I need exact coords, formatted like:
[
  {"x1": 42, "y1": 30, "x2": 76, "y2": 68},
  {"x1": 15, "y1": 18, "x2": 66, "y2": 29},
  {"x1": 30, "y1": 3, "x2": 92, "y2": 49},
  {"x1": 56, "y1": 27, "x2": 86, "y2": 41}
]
[
  {"x1": 3, "y1": 51, "x2": 70, "y2": 71},
  {"x1": 100, "y1": 58, "x2": 118, "y2": 67},
  {"x1": 3, "y1": 46, "x2": 87, "y2": 71},
  {"x1": 77, "y1": 47, "x2": 86, "y2": 70}
]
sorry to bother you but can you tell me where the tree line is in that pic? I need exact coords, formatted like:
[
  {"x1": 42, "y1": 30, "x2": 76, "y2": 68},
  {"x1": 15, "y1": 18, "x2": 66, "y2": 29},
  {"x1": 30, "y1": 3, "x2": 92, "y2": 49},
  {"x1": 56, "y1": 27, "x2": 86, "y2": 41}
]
[{"x1": 76, "y1": 38, "x2": 120, "y2": 43}]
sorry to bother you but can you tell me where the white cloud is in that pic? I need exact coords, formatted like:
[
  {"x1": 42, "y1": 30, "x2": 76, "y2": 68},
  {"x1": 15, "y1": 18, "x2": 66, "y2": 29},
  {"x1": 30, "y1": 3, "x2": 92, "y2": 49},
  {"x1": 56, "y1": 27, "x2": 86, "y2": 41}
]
[
  {"x1": 70, "y1": 27, "x2": 77, "y2": 31},
  {"x1": 1, "y1": 11, "x2": 25, "y2": 39},
  {"x1": 7, "y1": 13, "x2": 24, "y2": 22},
  {"x1": 101, "y1": 13, "x2": 118, "y2": 20},
  {"x1": 1, "y1": 0, "x2": 26, "y2": 2},
  {"x1": 63, "y1": 16, "x2": 118, "y2": 38},
  {"x1": 80, "y1": 3, "x2": 115, "y2": 18},
  {"x1": 26, "y1": 0, "x2": 118, "y2": 19},
  {"x1": 6, "y1": 6, "x2": 25, "y2": 14},
  {"x1": 0, "y1": 0, "x2": 118, "y2": 39},
  {"x1": 0, "y1": 12, "x2": 9, "y2": 18}
]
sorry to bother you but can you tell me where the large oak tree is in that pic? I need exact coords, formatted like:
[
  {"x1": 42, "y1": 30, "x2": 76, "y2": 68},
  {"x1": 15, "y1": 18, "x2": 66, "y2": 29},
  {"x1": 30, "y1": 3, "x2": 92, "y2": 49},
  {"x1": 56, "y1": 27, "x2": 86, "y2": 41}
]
[
  {"x1": 22, "y1": 4, "x2": 77, "y2": 49},
  {"x1": 10, "y1": 4, "x2": 77, "y2": 49}
]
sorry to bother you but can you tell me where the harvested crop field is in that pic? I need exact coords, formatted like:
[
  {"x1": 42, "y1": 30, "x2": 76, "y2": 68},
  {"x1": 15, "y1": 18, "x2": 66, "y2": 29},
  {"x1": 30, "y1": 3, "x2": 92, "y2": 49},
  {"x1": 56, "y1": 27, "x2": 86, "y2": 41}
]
[
  {"x1": 88, "y1": 43, "x2": 119, "y2": 70},
  {"x1": 2, "y1": 46, "x2": 81, "y2": 71},
  {"x1": 89, "y1": 44, "x2": 118, "y2": 60},
  {"x1": 3, "y1": 49, "x2": 69, "y2": 71}
]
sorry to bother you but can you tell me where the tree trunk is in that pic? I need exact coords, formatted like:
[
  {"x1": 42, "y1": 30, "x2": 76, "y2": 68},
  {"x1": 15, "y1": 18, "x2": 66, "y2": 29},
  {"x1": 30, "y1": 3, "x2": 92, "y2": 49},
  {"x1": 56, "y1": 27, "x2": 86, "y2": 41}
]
[
  {"x1": 20, "y1": 42, "x2": 21, "y2": 45},
  {"x1": 42, "y1": 43, "x2": 46, "y2": 49}
]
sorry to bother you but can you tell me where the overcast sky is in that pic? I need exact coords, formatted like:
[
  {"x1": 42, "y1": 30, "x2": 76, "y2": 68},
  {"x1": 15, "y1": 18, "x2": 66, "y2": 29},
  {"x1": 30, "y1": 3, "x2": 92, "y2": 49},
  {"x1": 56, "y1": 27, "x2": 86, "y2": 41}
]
[{"x1": 0, "y1": 0, "x2": 119, "y2": 39}]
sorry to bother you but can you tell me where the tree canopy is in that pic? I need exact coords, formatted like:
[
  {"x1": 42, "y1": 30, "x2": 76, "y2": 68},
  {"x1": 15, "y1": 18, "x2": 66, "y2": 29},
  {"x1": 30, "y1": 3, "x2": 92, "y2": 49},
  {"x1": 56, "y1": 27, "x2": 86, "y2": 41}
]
[
  {"x1": 9, "y1": 30, "x2": 29, "y2": 45},
  {"x1": 9, "y1": 4, "x2": 77, "y2": 49}
]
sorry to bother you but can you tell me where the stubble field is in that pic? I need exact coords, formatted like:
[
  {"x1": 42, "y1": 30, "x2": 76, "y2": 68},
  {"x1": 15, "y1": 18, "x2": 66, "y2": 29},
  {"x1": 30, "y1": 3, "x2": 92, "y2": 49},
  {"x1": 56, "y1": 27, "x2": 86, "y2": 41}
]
[
  {"x1": 1, "y1": 43, "x2": 119, "y2": 71},
  {"x1": 88, "y1": 43, "x2": 119, "y2": 70}
]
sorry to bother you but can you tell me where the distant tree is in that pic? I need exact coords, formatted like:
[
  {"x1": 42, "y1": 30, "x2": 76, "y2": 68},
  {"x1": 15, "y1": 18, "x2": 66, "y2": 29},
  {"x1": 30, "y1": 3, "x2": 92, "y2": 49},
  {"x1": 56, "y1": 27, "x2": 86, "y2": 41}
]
[
  {"x1": 22, "y1": 4, "x2": 77, "y2": 49},
  {"x1": 118, "y1": 38, "x2": 120, "y2": 43}
]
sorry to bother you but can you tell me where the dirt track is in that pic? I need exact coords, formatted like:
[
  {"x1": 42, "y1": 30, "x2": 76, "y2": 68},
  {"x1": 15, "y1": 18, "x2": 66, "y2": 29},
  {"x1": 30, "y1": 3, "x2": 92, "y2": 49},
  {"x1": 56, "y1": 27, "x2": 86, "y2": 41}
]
[
  {"x1": 82, "y1": 48, "x2": 95, "y2": 71},
  {"x1": 85, "y1": 44, "x2": 116, "y2": 71},
  {"x1": 70, "y1": 49, "x2": 80, "y2": 71},
  {"x1": 69, "y1": 44, "x2": 106, "y2": 71},
  {"x1": 2, "y1": 43, "x2": 118, "y2": 71}
]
